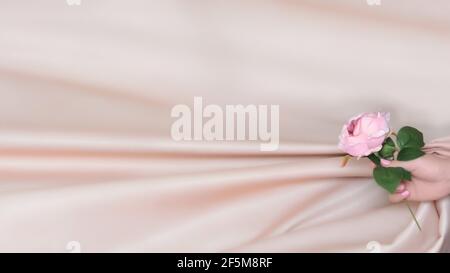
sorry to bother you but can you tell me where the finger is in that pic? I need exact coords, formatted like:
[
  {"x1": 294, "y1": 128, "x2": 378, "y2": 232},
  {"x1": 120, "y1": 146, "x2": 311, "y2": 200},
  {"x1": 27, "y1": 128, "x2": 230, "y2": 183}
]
[
  {"x1": 388, "y1": 183, "x2": 409, "y2": 203},
  {"x1": 390, "y1": 179, "x2": 431, "y2": 202},
  {"x1": 395, "y1": 183, "x2": 406, "y2": 193},
  {"x1": 389, "y1": 188, "x2": 410, "y2": 203},
  {"x1": 401, "y1": 179, "x2": 449, "y2": 201},
  {"x1": 381, "y1": 159, "x2": 418, "y2": 172}
]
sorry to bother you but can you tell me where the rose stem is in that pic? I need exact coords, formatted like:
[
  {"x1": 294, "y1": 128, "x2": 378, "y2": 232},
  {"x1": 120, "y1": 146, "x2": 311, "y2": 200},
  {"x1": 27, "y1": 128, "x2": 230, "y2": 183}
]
[
  {"x1": 341, "y1": 155, "x2": 351, "y2": 167},
  {"x1": 406, "y1": 201, "x2": 422, "y2": 231}
]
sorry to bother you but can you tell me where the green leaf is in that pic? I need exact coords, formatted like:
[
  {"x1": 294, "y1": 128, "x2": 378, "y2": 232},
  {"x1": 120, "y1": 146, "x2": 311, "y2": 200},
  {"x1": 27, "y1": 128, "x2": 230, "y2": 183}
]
[
  {"x1": 379, "y1": 137, "x2": 396, "y2": 159},
  {"x1": 397, "y1": 147, "x2": 425, "y2": 161},
  {"x1": 373, "y1": 167, "x2": 404, "y2": 193},
  {"x1": 397, "y1": 126, "x2": 425, "y2": 149},
  {"x1": 400, "y1": 168, "x2": 412, "y2": 181},
  {"x1": 367, "y1": 153, "x2": 380, "y2": 166}
]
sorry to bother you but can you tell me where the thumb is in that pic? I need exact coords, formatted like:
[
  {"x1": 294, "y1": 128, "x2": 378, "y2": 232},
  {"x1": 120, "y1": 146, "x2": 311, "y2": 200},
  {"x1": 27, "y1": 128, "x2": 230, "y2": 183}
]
[{"x1": 380, "y1": 158, "x2": 418, "y2": 172}]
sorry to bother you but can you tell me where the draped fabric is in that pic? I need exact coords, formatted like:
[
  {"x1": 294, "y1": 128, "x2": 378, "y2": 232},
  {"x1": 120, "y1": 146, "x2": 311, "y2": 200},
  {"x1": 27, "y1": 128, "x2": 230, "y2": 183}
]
[{"x1": 0, "y1": 0, "x2": 449, "y2": 252}]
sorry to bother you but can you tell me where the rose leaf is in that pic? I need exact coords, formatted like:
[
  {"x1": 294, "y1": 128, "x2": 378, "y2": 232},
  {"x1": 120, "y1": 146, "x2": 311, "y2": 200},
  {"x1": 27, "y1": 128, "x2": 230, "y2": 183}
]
[
  {"x1": 373, "y1": 167, "x2": 404, "y2": 193},
  {"x1": 397, "y1": 126, "x2": 425, "y2": 149},
  {"x1": 397, "y1": 147, "x2": 425, "y2": 161}
]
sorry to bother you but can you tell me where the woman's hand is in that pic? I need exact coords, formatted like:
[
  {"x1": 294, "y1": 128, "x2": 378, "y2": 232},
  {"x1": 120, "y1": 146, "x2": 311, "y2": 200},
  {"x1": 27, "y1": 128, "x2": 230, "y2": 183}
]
[{"x1": 381, "y1": 155, "x2": 450, "y2": 202}]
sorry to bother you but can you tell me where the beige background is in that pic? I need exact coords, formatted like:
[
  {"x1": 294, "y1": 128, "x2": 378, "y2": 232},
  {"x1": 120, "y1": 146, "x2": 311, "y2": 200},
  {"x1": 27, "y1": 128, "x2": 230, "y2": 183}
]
[{"x1": 0, "y1": 0, "x2": 449, "y2": 252}]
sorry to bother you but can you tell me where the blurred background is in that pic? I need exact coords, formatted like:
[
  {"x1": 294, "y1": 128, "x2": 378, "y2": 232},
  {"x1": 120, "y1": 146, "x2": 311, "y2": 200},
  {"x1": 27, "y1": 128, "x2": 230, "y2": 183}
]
[
  {"x1": 1, "y1": 0, "x2": 450, "y2": 144},
  {"x1": 0, "y1": 0, "x2": 450, "y2": 252}
]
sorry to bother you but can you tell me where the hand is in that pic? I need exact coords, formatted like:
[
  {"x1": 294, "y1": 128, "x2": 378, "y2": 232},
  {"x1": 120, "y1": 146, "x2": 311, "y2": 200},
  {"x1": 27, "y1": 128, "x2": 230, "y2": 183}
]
[{"x1": 381, "y1": 154, "x2": 450, "y2": 202}]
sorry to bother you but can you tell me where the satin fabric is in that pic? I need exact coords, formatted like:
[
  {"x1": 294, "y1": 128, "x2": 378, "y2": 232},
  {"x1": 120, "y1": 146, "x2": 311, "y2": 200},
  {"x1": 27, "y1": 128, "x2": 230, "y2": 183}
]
[{"x1": 0, "y1": 0, "x2": 450, "y2": 252}]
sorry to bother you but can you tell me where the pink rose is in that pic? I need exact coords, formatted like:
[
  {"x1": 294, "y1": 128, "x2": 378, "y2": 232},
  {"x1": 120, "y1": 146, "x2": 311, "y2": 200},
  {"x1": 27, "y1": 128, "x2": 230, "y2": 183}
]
[{"x1": 338, "y1": 112, "x2": 390, "y2": 157}]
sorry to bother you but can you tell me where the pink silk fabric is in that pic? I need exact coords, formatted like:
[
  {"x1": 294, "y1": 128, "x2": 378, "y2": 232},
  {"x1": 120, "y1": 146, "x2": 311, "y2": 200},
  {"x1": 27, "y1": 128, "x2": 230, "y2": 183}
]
[{"x1": 0, "y1": 0, "x2": 450, "y2": 252}]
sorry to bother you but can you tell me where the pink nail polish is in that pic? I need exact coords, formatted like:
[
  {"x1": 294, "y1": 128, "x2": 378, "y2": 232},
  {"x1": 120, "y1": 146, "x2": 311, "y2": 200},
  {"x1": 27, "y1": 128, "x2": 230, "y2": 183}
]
[
  {"x1": 401, "y1": 190, "x2": 410, "y2": 198},
  {"x1": 381, "y1": 159, "x2": 391, "y2": 166}
]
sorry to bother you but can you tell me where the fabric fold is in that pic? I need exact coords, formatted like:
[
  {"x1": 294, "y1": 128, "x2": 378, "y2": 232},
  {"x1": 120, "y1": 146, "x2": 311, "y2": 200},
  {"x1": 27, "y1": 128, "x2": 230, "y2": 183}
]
[{"x1": 1, "y1": 0, "x2": 449, "y2": 252}]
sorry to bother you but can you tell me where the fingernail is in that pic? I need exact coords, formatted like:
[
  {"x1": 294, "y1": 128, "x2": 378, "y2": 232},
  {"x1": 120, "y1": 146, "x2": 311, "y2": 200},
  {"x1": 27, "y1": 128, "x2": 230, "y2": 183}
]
[
  {"x1": 396, "y1": 184, "x2": 406, "y2": 193},
  {"x1": 381, "y1": 159, "x2": 391, "y2": 166},
  {"x1": 401, "y1": 190, "x2": 410, "y2": 198}
]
